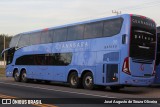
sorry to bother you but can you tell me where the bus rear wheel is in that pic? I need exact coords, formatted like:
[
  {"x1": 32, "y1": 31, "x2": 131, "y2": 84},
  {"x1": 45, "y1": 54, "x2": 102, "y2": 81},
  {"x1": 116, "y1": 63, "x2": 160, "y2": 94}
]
[
  {"x1": 69, "y1": 72, "x2": 81, "y2": 88},
  {"x1": 83, "y1": 72, "x2": 94, "y2": 90},
  {"x1": 21, "y1": 70, "x2": 28, "y2": 83},
  {"x1": 13, "y1": 70, "x2": 20, "y2": 82}
]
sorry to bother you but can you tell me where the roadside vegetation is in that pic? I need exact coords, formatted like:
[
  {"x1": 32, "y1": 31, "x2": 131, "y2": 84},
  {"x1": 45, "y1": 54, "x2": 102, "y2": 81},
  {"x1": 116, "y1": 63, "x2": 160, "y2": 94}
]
[
  {"x1": 0, "y1": 34, "x2": 12, "y2": 61},
  {"x1": 0, "y1": 68, "x2": 5, "y2": 77}
]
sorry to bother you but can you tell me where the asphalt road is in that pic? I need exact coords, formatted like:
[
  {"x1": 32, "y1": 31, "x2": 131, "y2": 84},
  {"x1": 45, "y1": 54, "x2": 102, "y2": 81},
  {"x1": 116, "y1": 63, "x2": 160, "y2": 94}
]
[{"x1": 0, "y1": 77, "x2": 160, "y2": 107}]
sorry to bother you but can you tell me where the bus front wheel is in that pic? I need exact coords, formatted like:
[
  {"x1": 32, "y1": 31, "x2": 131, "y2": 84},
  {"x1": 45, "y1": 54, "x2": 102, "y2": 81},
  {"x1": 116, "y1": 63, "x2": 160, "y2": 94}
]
[
  {"x1": 83, "y1": 72, "x2": 94, "y2": 90},
  {"x1": 13, "y1": 70, "x2": 20, "y2": 82},
  {"x1": 21, "y1": 70, "x2": 28, "y2": 83},
  {"x1": 69, "y1": 72, "x2": 81, "y2": 88}
]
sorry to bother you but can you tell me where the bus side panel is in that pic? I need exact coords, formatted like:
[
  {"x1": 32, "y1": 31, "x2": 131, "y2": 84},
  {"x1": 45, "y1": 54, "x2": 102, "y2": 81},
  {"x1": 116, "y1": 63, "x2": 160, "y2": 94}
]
[
  {"x1": 95, "y1": 51, "x2": 120, "y2": 85},
  {"x1": 53, "y1": 66, "x2": 66, "y2": 82},
  {"x1": 39, "y1": 66, "x2": 54, "y2": 81},
  {"x1": 71, "y1": 52, "x2": 96, "y2": 67},
  {"x1": 71, "y1": 52, "x2": 97, "y2": 82},
  {"x1": 27, "y1": 66, "x2": 67, "y2": 82},
  {"x1": 119, "y1": 15, "x2": 131, "y2": 85},
  {"x1": 27, "y1": 66, "x2": 44, "y2": 80},
  {"x1": 94, "y1": 64, "x2": 104, "y2": 85}
]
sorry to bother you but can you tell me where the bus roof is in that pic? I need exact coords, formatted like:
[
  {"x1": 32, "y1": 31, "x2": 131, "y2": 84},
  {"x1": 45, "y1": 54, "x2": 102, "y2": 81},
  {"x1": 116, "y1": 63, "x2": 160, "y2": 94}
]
[
  {"x1": 20, "y1": 14, "x2": 129, "y2": 35},
  {"x1": 17, "y1": 14, "x2": 155, "y2": 35}
]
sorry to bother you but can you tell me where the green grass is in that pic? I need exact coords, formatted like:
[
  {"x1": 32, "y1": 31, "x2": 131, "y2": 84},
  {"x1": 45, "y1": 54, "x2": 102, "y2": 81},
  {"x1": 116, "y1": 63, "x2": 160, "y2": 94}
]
[{"x1": 0, "y1": 68, "x2": 5, "y2": 77}]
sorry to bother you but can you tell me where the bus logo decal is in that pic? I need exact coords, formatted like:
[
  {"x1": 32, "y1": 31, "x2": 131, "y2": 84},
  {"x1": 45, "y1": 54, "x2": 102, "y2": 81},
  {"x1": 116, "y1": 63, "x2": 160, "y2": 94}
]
[{"x1": 55, "y1": 42, "x2": 88, "y2": 49}]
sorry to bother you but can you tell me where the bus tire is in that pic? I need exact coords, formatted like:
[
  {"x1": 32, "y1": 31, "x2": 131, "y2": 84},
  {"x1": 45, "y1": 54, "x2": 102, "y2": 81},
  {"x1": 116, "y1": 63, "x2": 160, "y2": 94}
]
[
  {"x1": 83, "y1": 72, "x2": 94, "y2": 90},
  {"x1": 21, "y1": 69, "x2": 28, "y2": 83},
  {"x1": 68, "y1": 72, "x2": 81, "y2": 88},
  {"x1": 13, "y1": 69, "x2": 21, "y2": 82},
  {"x1": 110, "y1": 86, "x2": 123, "y2": 91}
]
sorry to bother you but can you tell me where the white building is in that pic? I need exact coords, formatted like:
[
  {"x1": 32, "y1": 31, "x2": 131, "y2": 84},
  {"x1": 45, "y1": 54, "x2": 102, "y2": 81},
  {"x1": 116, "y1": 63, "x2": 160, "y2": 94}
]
[{"x1": 0, "y1": 61, "x2": 6, "y2": 66}]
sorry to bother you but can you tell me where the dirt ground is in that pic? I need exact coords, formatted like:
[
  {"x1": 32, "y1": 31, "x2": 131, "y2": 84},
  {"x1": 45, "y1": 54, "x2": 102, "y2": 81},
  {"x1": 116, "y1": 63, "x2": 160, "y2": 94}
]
[{"x1": 0, "y1": 68, "x2": 5, "y2": 77}]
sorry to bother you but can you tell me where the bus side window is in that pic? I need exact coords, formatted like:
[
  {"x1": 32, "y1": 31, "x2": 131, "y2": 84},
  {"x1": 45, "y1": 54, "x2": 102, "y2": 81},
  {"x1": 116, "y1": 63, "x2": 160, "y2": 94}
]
[
  {"x1": 17, "y1": 34, "x2": 30, "y2": 48},
  {"x1": 67, "y1": 25, "x2": 84, "y2": 41},
  {"x1": 41, "y1": 31, "x2": 52, "y2": 44},
  {"x1": 84, "y1": 21, "x2": 103, "y2": 39},
  {"x1": 53, "y1": 28, "x2": 67, "y2": 42},
  {"x1": 103, "y1": 18, "x2": 123, "y2": 37},
  {"x1": 9, "y1": 34, "x2": 21, "y2": 48},
  {"x1": 30, "y1": 32, "x2": 41, "y2": 45}
]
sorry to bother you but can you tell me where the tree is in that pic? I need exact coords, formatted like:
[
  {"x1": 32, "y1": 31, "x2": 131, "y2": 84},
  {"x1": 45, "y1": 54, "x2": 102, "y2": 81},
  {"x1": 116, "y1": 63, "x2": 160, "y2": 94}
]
[{"x1": 0, "y1": 34, "x2": 12, "y2": 61}]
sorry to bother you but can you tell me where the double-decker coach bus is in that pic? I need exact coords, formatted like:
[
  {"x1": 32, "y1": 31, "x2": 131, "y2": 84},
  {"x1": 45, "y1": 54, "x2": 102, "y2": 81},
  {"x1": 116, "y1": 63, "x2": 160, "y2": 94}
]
[
  {"x1": 155, "y1": 26, "x2": 160, "y2": 83},
  {"x1": 1, "y1": 14, "x2": 157, "y2": 91}
]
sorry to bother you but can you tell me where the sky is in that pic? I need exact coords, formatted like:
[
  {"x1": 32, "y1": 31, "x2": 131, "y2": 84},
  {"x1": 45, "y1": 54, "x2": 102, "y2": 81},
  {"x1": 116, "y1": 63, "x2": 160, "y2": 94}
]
[{"x1": 0, "y1": 0, "x2": 160, "y2": 36}]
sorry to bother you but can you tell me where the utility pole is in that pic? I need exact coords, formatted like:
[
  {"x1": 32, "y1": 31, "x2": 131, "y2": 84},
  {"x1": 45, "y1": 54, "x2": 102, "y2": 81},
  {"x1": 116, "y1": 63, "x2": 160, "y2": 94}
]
[
  {"x1": 112, "y1": 10, "x2": 121, "y2": 15},
  {"x1": 3, "y1": 35, "x2": 6, "y2": 67}
]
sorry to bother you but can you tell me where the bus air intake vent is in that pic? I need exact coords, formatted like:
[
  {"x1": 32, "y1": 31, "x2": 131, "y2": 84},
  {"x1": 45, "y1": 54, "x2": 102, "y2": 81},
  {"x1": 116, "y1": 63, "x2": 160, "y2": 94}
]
[
  {"x1": 103, "y1": 52, "x2": 119, "y2": 62},
  {"x1": 106, "y1": 64, "x2": 118, "y2": 83}
]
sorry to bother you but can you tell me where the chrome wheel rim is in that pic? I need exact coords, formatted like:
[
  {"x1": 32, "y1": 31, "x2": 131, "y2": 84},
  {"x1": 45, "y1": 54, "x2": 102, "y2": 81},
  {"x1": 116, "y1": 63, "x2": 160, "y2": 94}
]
[
  {"x1": 85, "y1": 76, "x2": 92, "y2": 87},
  {"x1": 71, "y1": 75, "x2": 77, "y2": 85},
  {"x1": 14, "y1": 72, "x2": 19, "y2": 80},
  {"x1": 22, "y1": 73, "x2": 26, "y2": 81}
]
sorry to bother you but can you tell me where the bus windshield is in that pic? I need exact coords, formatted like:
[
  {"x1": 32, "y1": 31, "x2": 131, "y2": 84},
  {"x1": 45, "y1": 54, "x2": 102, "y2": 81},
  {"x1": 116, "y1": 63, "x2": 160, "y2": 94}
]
[
  {"x1": 156, "y1": 33, "x2": 160, "y2": 65},
  {"x1": 130, "y1": 15, "x2": 156, "y2": 61}
]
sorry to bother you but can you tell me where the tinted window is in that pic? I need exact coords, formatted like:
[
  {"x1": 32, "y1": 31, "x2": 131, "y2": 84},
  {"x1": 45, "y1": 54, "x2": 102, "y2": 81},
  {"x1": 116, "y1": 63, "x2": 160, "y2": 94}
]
[
  {"x1": 84, "y1": 21, "x2": 103, "y2": 39},
  {"x1": 50, "y1": 30, "x2": 54, "y2": 42},
  {"x1": 9, "y1": 34, "x2": 21, "y2": 48},
  {"x1": 30, "y1": 32, "x2": 41, "y2": 45},
  {"x1": 6, "y1": 48, "x2": 15, "y2": 65},
  {"x1": 54, "y1": 53, "x2": 72, "y2": 65},
  {"x1": 157, "y1": 33, "x2": 160, "y2": 53},
  {"x1": 34, "y1": 54, "x2": 46, "y2": 65},
  {"x1": 130, "y1": 16, "x2": 156, "y2": 61},
  {"x1": 15, "y1": 53, "x2": 72, "y2": 66},
  {"x1": 16, "y1": 55, "x2": 34, "y2": 65},
  {"x1": 17, "y1": 34, "x2": 30, "y2": 47},
  {"x1": 53, "y1": 28, "x2": 67, "y2": 42},
  {"x1": 103, "y1": 18, "x2": 123, "y2": 37},
  {"x1": 156, "y1": 33, "x2": 160, "y2": 65},
  {"x1": 67, "y1": 25, "x2": 84, "y2": 41},
  {"x1": 41, "y1": 31, "x2": 52, "y2": 44}
]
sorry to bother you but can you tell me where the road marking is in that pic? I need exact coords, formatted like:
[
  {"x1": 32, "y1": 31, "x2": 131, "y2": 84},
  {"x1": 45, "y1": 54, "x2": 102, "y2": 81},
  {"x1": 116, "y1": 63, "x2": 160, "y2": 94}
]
[
  {"x1": 0, "y1": 93, "x2": 57, "y2": 107},
  {"x1": 33, "y1": 104, "x2": 57, "y2": 107},
  {"x1": 0, "y1": 81, "x2": 116, "y2": 98},
  {"x1": 0, "y1": 94, "x2": 16, "y2": 98}
]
